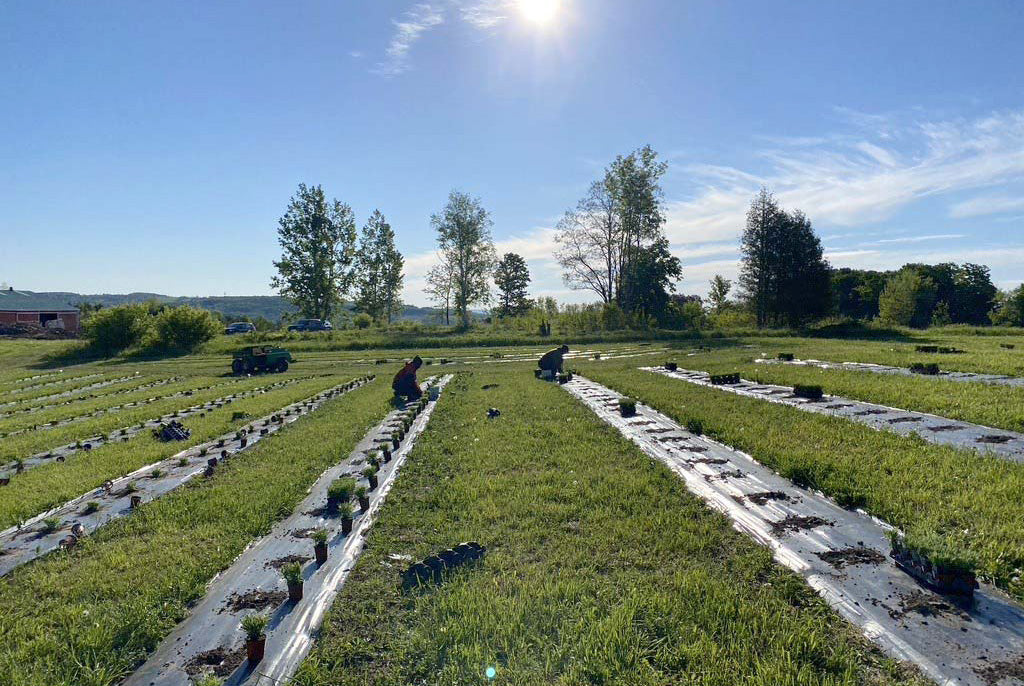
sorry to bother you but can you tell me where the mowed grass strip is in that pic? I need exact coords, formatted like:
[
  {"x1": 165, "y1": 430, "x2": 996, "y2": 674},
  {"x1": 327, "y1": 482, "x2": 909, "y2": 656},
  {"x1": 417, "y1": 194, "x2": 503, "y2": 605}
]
[
  {"x1": 680, "y1": 349, "x2": 1024, "y2": 434},
  {"x1": 0, "y1": 379, "x2": 393, "y2": 686},
  {"x1": 0, "y1": 374, "x2": 358, "y2": 527},
  {"x1": 580, "y1": 363, "x2": 1024, "y2": 601},
  {"x1": 294, "y1": 370, "x2": 920, "y2": 686}
]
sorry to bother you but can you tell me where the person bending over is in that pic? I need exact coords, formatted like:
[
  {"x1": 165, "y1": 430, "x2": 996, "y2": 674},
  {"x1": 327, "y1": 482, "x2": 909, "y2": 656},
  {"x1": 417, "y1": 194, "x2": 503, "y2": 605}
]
[
  {"x1": 538, "y1": 344, "x2": 569, "y2": 379},
  {"x1": 393, "y1": 355, "x2": 424, "y2": 401}
]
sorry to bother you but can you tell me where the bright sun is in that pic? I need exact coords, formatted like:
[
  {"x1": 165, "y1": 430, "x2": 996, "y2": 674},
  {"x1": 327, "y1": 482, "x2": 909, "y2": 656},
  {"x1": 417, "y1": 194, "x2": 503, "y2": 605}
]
[{"x1": 518, "y1": 0, "x2": 560, "y2": 25}]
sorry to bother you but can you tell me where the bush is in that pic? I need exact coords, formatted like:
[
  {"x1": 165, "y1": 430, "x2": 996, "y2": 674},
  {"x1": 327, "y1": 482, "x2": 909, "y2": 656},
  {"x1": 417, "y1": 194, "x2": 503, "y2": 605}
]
[
  {"x1": 152, "y1": 306, "x2": 220, "y2": 352},
  {"x1": 83, "y1": 303, "x2": 151, "y2": 353},
  {"x1": 352, "y1": 313, "x2": 373, "y2": 329}
]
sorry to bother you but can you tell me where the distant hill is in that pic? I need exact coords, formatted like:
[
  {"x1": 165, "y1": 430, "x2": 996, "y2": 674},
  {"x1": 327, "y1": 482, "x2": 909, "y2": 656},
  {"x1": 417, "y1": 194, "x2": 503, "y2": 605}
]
[{"x1": 0, "y1": 290, "x2": 446, "y2": 324}]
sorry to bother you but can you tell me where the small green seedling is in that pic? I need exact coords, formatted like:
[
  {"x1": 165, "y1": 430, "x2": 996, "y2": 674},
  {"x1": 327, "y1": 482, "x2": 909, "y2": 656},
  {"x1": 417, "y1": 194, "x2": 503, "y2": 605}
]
[
  {"x1": 241, "y1": 613, "x2": 269, "y2": 641},
  {"x1": 312, "y1": 528, "x2": 329, "y2": 545},
  {"x1": 281, "y1": 561, "x2": 303, "y2": 585}
]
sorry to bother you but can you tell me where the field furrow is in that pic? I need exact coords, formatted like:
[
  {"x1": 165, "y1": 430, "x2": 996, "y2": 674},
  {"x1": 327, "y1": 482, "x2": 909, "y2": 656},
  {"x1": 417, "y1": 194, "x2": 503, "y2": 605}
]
[{"x1": 757, "y1": 357, "x2": 1024, "y2": 388}]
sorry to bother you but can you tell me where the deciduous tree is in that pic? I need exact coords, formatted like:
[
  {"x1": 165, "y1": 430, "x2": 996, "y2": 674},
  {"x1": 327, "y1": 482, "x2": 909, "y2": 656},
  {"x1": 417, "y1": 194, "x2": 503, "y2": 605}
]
[
  {"x1": 493, "y1": 252, "x2": 532, "y2": 317},
  {"x1": 431, "y1": 190, "x2": 497, "y2": 329},
  {"x1": 354, "y1": 210, "x2": 405, "y2": 323},
  {"x1": 271, "y1": 184, "x2": 357, "y2": 321}
]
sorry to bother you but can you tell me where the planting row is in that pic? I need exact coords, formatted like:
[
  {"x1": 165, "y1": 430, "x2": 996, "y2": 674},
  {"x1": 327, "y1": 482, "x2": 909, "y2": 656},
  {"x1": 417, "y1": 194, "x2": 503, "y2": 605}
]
[
  {"x1": 647, "y1": 366, "x2": 1024, "y2": 462},
  {"x1": 0, "y1": 371, "x2": 142, "y2": 408},
  {"x1": 0, "y1": 374, "x2": 330, "y2": 478},
  {"x1": 0, "y1": 374, "x2": 182, "y2": 421},
  {"x1": 0, "y1": 376, "x2": 377, "y2": 578},
  {"x1": 564, "y1": 375, "x2": 1024, "y2": 686},
  {"x1": 125, "y1": 376, "x2": 452, "y2": 686},
  {"x1": 759, "y1": 355, "x2": 1024, "y2": 388},
  {"x1": 0, "y1": 370, "x2": 108, "y2": 397}
]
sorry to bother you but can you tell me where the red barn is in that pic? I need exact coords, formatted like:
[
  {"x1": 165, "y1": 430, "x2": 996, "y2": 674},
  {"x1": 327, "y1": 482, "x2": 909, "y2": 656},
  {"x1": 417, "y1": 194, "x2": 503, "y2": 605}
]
[{"x1": 0, "y1": 308, "x2": 80, "y2": 334}]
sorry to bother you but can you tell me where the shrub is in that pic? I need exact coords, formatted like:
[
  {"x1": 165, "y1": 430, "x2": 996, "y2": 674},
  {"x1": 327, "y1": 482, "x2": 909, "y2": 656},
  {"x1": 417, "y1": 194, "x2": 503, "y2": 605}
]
[
  {"x1": 327, "y1": 477, "x2": 356, "y2": 502},
  {"x1": 352, "y1": 313, "x2": 373, "y2": 329},
  {"x1": 240, "y1": 613, "x2": 269, "y2": 641},
  {"x1": 83, "y1": 303, "x2": 151, "y2": 353},
  {"x1": 312, "y1": 528, "x2": 329, "y2": 545},
  {"x1": 281, "y1": 562, "x2": 303, "y2": 584},
  {"x1": 41, "y1": 517, "x2": 61, "y2": 533},
  {"x1": 152, "y1": 306, "x2": 220, "y2": 352}
]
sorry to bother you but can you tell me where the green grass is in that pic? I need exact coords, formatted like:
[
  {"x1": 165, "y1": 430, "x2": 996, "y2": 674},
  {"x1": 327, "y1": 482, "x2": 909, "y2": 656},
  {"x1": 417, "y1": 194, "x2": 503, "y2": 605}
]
[
  {"x1": 0, "y1": 374, "x2": 359, "y2": 527},
  {"x1": 672, "y1": 347, "x2": 1024, "y2": 433},
  {"x1": 294, "y1": 370, "x2": 920, "y2": 686},
  {"x1": 578, "y1": 362, "x2": 1024, "y2": 601},
  {"x1": 0, "y1": 379, "x2": 392, "y2": 686}
]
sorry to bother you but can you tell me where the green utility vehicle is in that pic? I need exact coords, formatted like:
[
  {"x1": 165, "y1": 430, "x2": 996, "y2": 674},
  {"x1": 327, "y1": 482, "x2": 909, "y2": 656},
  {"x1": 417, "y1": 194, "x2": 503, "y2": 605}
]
[{"x1": 231, "y1": 346, "x2": 294, "y2": 374}]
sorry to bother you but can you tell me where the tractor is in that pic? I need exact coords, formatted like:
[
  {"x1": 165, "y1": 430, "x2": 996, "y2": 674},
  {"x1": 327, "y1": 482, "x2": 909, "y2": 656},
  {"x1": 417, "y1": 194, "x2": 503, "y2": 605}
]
[{"x1": 231, "y1": 346, "x2": 294, "y2": 375}]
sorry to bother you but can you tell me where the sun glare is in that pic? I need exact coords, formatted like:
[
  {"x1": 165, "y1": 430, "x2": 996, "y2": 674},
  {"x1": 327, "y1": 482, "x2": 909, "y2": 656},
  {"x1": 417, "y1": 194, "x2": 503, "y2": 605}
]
[{"x1": 518, "y1": 0, "x2": 560, "y2": 25}]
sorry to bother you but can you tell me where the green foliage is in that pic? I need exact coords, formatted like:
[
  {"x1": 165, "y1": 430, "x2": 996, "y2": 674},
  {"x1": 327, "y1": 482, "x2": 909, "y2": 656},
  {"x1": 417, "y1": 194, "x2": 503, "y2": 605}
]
[
  {"x1": 878, "y1": 269, "x2": 937, "y2": 328},
  {"x1": 271, "y1": 183, "x2": 357, "y2": 321},
  {"x1": 792, "y1": 383, "x2": 823, "y2": 400},
  {"x1": 708, "y1": 274, "x2": 732, "y2": 313},
  {"x1": 991, "y1": 285, "x2": 1024, "y2": 327},
  {"x1": 739, "y1": 188, "x2": 832, "y2": 328},
  {"x1": 352, "y1": 312, "x2": 373, "y2": 329},
  {"x1": 152, "y1": 306, "x2": 220, "y2": 352},
  {"x1": 354, "y1": 210, "x2": 404, "y2": 323},
  {"x1": 493, "y1": 252, "x2": 532, "y2": 317},
  {"x1": 240, "y1": 613, "x2": 269, "y2": 640},
  {"x1": 327, "y1": 477, "x2": 357, "y2": 502},
  {"x1": 83, "y1": 303, "x2": 151, "y2": 353},
  {"x1": 431, "y1": 190, "x2": 497, "y2": 329},
  {"x1": 312, "y1": 528, "x2": 329, "y2": 545},
  {"x1": 280, "y1": 561, "x2": 303, "y2": 584}
]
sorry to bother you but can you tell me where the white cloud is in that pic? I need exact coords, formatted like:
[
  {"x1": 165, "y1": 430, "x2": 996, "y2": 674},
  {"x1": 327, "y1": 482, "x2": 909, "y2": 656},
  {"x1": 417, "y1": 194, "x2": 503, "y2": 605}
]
[
  {"x1": 949, "y1": 194, "x2": 1024, "y2": 218},
  {"x1": 871, "y1": 233, "x2": 966, "y2": 245},
  {"x1": 664, "y1": 110, "x2": 1024, "y2": 247},
  {"x1": 374, "y1": 3, "x2": 445, "y2": 77}
]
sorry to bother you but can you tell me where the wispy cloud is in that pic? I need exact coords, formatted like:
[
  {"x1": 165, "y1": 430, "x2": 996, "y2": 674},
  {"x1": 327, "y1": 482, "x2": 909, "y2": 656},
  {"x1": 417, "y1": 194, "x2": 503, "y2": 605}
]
[
  {"x1": 871, "y1": 233, "x2": 966, "y2": 245},
  {"x1": 374, "y1": 3, "x2": 445, "y2": 77},
  {"x1": 949, "y1": 194, "x2": 1024, "y2": 218}
]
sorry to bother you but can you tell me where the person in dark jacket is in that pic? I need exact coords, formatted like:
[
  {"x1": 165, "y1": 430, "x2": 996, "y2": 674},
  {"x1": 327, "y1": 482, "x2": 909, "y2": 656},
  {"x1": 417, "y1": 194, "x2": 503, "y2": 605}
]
[
  {"x1": 538, "y1": 345, "x2": 569, "y2": 378},
  {"x1": 393, "y1": 356, "x2": 423, "y2": 401}
]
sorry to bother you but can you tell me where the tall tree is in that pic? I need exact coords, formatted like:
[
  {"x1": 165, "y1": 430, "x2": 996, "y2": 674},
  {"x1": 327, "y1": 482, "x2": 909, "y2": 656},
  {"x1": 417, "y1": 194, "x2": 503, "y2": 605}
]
[
  {"x1": 354, "y1": 210, "x2": 405, "y2": 323},
  {"x1": 738, "y1": 189, "x2": 831, "y2": 327},
  {"x1": 271, "y1": 183, "x2": 356, "y2": 321},
  {"x1": 431, "y1": 190, "x2": 497, "y2": 329},
  {"x1": 555, "y1": 181, "x2": 619, "y2": 303},
  {"x1": 708, "y1": 275, "x2": 732, "y2": 313},
  {"x1": 991, "y1": 285, "x2": 1024, "y2": 326},
  {"x1": 618, "y1": 236, "x2": 682, "y2": 319},
  {"x1": 878, "y1": 269, "x2": 937, "y2": 328},
  {"x1": 424, "y1": 261, "x2": 455, "y2": 326},
  {"x1": 555, "y1": 145, "x2": 677, "y2": 319},
  {"x1": 493, "y1": 252, "x2": 532, "y2": 317}
]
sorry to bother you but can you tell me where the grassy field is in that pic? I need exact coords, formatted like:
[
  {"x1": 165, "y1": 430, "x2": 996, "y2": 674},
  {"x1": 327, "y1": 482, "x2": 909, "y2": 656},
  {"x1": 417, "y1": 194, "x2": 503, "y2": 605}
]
[
  {"x1": 295, "y1": 369, "x2": 920, "y2": 686},
  {"x1": 0, "y1": 380, "x2": 392, "y2": 686},
  {"x1": 1, "y1": 329, "x2": 1021, "y2": 685},
  {"x1": 577, "y1": 360, "x2": 1024, "y2": 600}
]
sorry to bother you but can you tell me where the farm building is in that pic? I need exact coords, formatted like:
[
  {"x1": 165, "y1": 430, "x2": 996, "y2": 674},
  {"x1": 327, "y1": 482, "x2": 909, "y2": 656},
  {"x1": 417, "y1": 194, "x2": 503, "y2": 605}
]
[{"x1": 0, "y1": 308, "x2": 80, "y2": 333}]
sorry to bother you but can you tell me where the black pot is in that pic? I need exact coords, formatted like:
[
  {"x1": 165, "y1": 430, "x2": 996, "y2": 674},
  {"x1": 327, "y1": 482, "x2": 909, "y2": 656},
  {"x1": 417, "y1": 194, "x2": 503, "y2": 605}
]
[
  {"x1": 367, "y1": 474, "x2": 379, "y2": 490},
  {"x1": 130, "y1": 495, "x2": 142, "y2": 508},
  {"x1": 314, "y1": 542, "x2": 328, "y2": 565},
  {"x1": 392, "y1": 438, "x2": 400, "y2": 449},
  {"x1": 287, "y1": 580, "x2": 303, "y2": 602},
  {"x1": 359, "y1": 496, "x2": 370, "y2": 511},
  {"x1": 342, "y1": 517, "x2": 353, "y2": 535},
  {"x1": 246, "y1": 637, "x2": 266, "y2": 664}
]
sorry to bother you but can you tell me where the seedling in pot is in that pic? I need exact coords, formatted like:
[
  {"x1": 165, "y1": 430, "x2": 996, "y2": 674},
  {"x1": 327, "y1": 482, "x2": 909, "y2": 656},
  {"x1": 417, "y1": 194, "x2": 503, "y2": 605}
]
[
  {"x1": 618, "y1": 398, "x2": 637, "y2": 418},
  {"x1": 793, "y1": 384, "x2": 823, "y2": 400},
  {"x1": 777, "y1": 353, "x2": 794, "y2": 361},
  {"x1": 241, "y1": 613, "x2": 269, "y2": 664},
  {"x1": 41, "y1": 517, "x2": 61, "y2": 534},
  {"x1": 281, "y1": 561, "x2": 304, "y2": 601},
  {"x1": 312, "y1": 528, "x2": 329, "y2": 564},
  {"x1": 664, "y1": 362, "x2": 678, "y2": 371},
  {"x1": 199, "y1": 447, "x2": 208, "y2": 457},
  {"x1": 124, "y1": 481, "x2": 138, "y2": 494},
  {"x1": 130, "y1": 495, "x2": 143, "y2": 508},
  {"x1": 150, "y1": 468, "x2": 165, "y2": 479},
  {"x1": 909, "y1": 362, "x2": 940, "y2": 375},
  {"x1": 709, "y1": 372, "x2": 740, "y2": 385},
  {"x1": 363, "y1": 466, "x2": 379, "y2": 491},
  {"x1": 326, "y1": 477, "x2": 357, "y2": 512},
  {"x1": 381, "y1": 447, "x2": 392, "y2": 463},
  {"x1": 355, "y1": 485, "x2": 370, "y2": 512},
  {"x1": 340, "y1": 502, "x2": 354, "y2": 534},
  {"x1": 391, "y1": 432, "x2": 401, "y2": 449},
  {"x1": 83, "y1": 501, "x2": 100, "y2": 514}
]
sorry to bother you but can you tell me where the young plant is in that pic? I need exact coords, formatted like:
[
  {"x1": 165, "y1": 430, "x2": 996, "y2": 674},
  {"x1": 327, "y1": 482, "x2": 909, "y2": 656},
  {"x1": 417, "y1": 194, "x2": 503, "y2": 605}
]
[
  {"x1": 241, "y1": 612, "x2": 269, "y2": 641},
  {"x1": 355, "y1": 485, "x2": 370, "y2": 511},
  {"x1": 618, "y1": 398, "x2": 637, "y2": 418},
  {"x1": 312, "y1": 528, "x2": 329, "y2": 545},
  {"x1": 363, "y1": 466, "x2": 379, "y2": 491},
  {"x1": 83, "y1": 501, "x2": 100, "y2": 514},
  {"x1": 326, "y1": 477, "x2": 357, "y2": 505},
  {"x1": 340, "y1": 501, "x2": 355, "y2": 534},
  {"x1": 792, "y1": 384, "x2": 823, "y2": 400},
  {"x1": 312, "y1": 527, "x2": 329, "y2": 564},
  {"x1": 177, "y1": 457, "x2": 189, "y2": 467},
  {"x1": 41, "y1": 517, "x2": 61, "y2": 533}
]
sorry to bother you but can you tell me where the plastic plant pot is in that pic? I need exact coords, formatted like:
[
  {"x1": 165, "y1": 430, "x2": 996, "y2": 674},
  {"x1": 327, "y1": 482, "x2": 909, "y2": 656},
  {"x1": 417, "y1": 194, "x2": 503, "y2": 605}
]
[
  {"x1": 313, "y1": 530, "x2": 329, "y2": 564},
  {"x1": 340, "y1": 503, "x2": 354, "y2": 534},
  {"x1": 281, "y1": 562, "x2": 303, "y2": 601},
  {"x1": 382, "y1": 447, "x2": 392, "y2": 463},
  {"x1": 793, "y1": 384, "x2": 824, "y2": 400},
  {"x1": 777, "y1": 353, "x2": 795, "y2": 361},
  {"x1": 130, "y1": 495, "x2": 143, "y2": 509},
  {"x1": 618, "y1": 398, "x2": 637, "y2": 418},
  {"x1": 665, "y1": 362, "x2": 678, "y2": 371},
  {"x1": 241, "y1": 614, "x2": 268, "y2": 664},
  {"x1": 364, "y1": 467, "x2": 379, "y2": 491},
  {"x1": 709, "y1": 372, "x2": 741, "y2": 385},
  {"x1": 392, "y1": 436, "x2": 401, "y2": 450},
  {"x1": 246, "y1": 635, "x2": 266, "y2": 664}
]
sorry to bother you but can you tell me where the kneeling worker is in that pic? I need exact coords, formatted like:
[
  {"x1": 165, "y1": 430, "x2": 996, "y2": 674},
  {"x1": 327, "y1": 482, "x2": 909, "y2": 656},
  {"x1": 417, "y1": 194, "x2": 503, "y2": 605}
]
[
  {"x1": 538, "y1": 344, "x2": 569, "y2": 379},
  {"x1": 393, "y1": 356, "x2": 424, "y2": 402}
]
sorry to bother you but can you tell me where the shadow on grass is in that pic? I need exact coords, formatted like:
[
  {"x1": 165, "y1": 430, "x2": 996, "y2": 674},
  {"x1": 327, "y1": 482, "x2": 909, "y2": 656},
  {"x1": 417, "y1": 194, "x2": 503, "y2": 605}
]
[{"x1": 33, "y1": 342, "x2": 201, "y2": 370}]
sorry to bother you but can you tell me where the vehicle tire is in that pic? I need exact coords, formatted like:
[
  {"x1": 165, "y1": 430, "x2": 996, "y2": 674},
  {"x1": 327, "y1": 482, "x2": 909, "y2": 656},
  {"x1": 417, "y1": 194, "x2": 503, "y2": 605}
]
[
  {"x1": 231, "y1": 359, "x2": 244, "y2": 375},
  {"x1": 277, "y1": 360, "x2": 289, "y2": 373}
]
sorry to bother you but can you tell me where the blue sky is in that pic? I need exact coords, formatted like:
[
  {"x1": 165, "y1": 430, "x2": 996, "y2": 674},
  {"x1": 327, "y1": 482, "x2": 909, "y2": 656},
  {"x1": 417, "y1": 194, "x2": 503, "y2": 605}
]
[{"x1": 2, "y1": 0, "x2": 1023, "y2": 305}]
